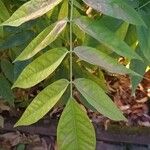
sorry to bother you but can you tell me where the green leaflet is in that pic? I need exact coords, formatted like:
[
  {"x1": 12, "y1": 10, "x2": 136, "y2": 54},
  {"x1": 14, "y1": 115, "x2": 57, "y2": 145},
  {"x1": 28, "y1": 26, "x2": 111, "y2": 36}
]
[
  {"x1": 0, "y1": 74, "x2": 14, "y2": 106},
  {"x1": 58, "y1": 0, "x2": 68, "y2": 20},
  {"x1": 137, "y1": 26, "x2": 150, "y2": 64},
  {"x1": 15, "y1": 79, "x2": 69, "y2": 126},
  {"x1": 82, "y1": 0, "x2": 145, "y2": 26},
  {"x1": 12, "y1": 48, "x2": 68, "y2": 89},
  {"x1": 14, "y1": 19, "x2": 67, "y2": 61},
  {"x1": 1, "y1": 59, "x2": 14, "y2": 83},
  {"x1": 75, "y1": 17, "x2": 142, "y2": 60},
  {"x1": 74, "y1": 46, "x2": 138, "y2": 76},
  {"x1": 74, "y1": 78, "x2": 126, "y2": 121},
  {"x1": 1, "y1": 0, "x2": 63, "y2": 26},
  {"x1": 130, "y1": 47, "x2": 147, "y2": 93},
  {"x1": 0, "y1": 0, "x2": 10, "y2": 21},
  {"x1": 57, "y1": 98, "x2": 96, "y2": 150}
]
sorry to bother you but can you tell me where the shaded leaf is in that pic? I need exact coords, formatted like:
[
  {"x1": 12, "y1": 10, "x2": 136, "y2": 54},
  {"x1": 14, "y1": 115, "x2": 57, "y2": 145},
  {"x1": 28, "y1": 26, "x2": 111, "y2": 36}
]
[
  {"x1": 0, "y1": 0, "x2": 10, "y2": 21},
  {"x1": 1, "y1": 59, "x2": 14, "y2": 83},
  {"x1": 75, "y1": 17, "x2": 142, "y2": 60},
  {"x1": 57, "y1": 98, "x2": 96, "y2": 150},
  {"x1": 137, "y1": 26, "x2": 150, "y2": 64},
  {"x1": 82, "y1": 0, "x2": 145, "y2": 26},
  {"x1": 0, "y1": 31, "x2": 35, "y2": 51},
  {"x1": 12, "y1": 48, "x2": 68, "y2": 88},
  {"x1": 15, "y1": 79, "x2": 69, "y2": 126},
  {"x1": 0, "y1": 74, "x2": 14, "y2": 106},
  {"x1": 130, "y1": 47, "x2": 147, "y2": 93},
  {"x1": 1, "y1": 0, "x2": 63, "y2": 26},
  {"x1": 74, "y1": 46, "x2": 138, "y2": 75},
  {"x1": 74, "y1": 78, "x2": 126, "y2": 121},
  {"x1": 15, "y1": 19, "x2": 67, "y2": 61}
]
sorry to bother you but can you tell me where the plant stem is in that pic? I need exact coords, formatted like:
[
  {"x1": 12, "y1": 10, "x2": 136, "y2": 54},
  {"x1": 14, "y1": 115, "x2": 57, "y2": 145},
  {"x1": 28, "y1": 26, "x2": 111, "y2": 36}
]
[{"x1": 69, "y1": 0, "x2": 74, "y2": 98}]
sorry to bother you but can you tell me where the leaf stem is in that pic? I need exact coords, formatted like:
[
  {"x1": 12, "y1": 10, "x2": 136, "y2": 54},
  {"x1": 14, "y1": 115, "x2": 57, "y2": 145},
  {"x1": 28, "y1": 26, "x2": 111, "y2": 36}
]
[{"x1": 69, "y1": 0, "x2": 74, "y2": 97}]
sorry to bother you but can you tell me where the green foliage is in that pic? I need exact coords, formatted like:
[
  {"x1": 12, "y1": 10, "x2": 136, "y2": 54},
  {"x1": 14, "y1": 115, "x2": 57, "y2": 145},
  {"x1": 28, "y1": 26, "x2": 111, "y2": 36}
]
[
  {"x1": 0, "y1": 0, "x2": 150, "y2": 149},
  {"x1": 57, "y1": 98, "x2": 96, "y2": 150}
]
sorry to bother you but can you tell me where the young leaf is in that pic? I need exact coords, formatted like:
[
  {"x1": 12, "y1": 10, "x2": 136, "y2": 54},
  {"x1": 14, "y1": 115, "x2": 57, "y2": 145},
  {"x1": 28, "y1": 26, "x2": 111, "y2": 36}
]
[
  {"x1": 74, "y1": 46, "x2": 138, "y2": 75},
  {"x1": 0, "y1": 0, "x2": 10, "y2": 21},
  {"x1": 1, "y1": 0, "x2": 63, "y2": 26},
  {"x1": 0, "y1": 74, "x2": 14, "y2": 106},
  {"x1": 12, "y1": 48, "x2": 68, "y2": 89},
  {"x1": 74, "y1": 78, "x2": 126, "y2": 121},
  {"x1": 15, "y1": 79, "x2": 69, "y2": 126},
  {"x1": 14, "y1": 19, "x2": 68, "y2": 61},
  {"x1": 57, "y1": 98, "x2": 96, "y2": 150},
  {"x1": 75, "y1": 17, "x2": 142, "y2": 60},
  {"x1": 82, "y1": 0, "x2": 145, "y2": 26}
]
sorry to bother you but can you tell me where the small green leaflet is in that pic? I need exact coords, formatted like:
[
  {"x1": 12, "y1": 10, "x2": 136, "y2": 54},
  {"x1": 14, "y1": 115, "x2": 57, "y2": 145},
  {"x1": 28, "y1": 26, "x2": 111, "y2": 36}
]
[
  {"x1": 74, "y1": 78, "x2": 126, "y2": 121},
  {"x1": 74, "y1": 46, "x2": 138, "y2": 75},
  {"x1": 0, "y1": 74, "x2": 14, "y2": 106},
  {"x1": 14, "y1": 19, "x2": 68, "y2": 61},
  {"x1": 75, "y1": 17, "x2": 142, "y2": 60},
  {"x1": 1, "y1": 0, "x2": 63, "y2": 26},
  {"x1": 12, "y1": 48, "x2": 68, "y2": 89},
  {"x1": 0, "y1": 0, "x2": 10, "y2": 21},
  {"x1": 15, "y1": 79, "x2": 69, "y2": 126},
  {"x1": 82, "y1": 0, "x2": 145, "y2": 26},
  {"x1": 57, "y1": 98, "x2": 96, "y2": 150}
]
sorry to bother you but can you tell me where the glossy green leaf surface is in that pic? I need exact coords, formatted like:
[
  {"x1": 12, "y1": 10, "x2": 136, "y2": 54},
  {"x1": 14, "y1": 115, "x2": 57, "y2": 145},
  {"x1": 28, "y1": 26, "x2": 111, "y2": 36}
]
[
  {"x1": 1, "y1": 0, "x2": 63, "y2": 26},
  {"x1": 57, "y1": 98, "x2": 96, "y2": 150},
  {"x1": 15, "y1": 19, "x2": 67, "y2": 61},
  {"x1": 82, "y1": 0, "x2": 145, "y2": 26},
  {"x1": 12, "y1": 48, "x2": 68, "y2": 88},
  {"x1": 0, "y1": 74, "x2": 14, "y2": 106},
  {"x1": 74, "y1": 46, "x2": 138, "y2": 75},
  {"x1": 15, "y1": 79, "x2": 69, "y2": 126},
  {"x1": 75, "y1": 17, "x2": 142, "y2": 60},
  {"x1": 74, "y1": 78, "x2": 126, "y2": 121}
]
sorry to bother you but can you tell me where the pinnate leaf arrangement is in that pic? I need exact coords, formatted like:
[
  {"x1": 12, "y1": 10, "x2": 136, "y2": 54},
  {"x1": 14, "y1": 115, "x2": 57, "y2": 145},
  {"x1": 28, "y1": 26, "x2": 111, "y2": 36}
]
[{"x1": 1, "y1": 0, "x2": 150, "y2": 149}]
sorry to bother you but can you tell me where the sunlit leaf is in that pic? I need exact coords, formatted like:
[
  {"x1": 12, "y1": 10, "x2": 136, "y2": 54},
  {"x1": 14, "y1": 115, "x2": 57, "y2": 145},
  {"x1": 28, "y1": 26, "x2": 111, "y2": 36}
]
[
  {"x1": 12, "y1": 48, "x2": 68, "y2": 88},
  {"x1": 75, "y1": 17, "x2": 142, "y2": 60},
  {"x1": 15, "y1": 79, "x2": 69, "y2": 126},
  {"x1": 74, "y1": 78, "x2": 126, "y2": 121},
  {"x1": 1, "y1": 0, "x2": 63, "y2": 26},
  {"x1": 58, "y1": 0, "x2": 68, "y2": 20},
  {"x1": 57, "y1": 98, "x2": 96, "y2": 150},
  {"x1": 14, "y1": 19, "x2": 67, "y2": 61},
  {"x1": 74, "y1": 46, "x2": 138, "y2": 75},
  {"x1": 82, "y1": 0, "x2": 145, "y2": 26}
]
